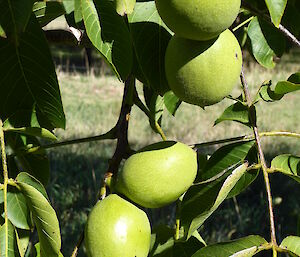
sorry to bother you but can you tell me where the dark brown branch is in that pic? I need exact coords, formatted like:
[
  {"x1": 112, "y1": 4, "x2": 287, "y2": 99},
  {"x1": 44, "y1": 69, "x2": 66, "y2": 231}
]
[{"x1": 107, "y1": 75, "x2": 135, "y2": 174}]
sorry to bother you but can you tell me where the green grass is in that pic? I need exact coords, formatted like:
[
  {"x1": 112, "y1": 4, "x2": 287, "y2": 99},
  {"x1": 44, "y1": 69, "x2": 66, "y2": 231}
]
[{"x1": 48, "y1": 52, "x2": 300, "y2": 256}]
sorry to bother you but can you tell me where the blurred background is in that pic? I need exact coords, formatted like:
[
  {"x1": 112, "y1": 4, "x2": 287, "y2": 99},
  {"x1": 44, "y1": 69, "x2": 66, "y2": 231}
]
[{"x1": 45, "y1": 17, "x2": 300, "y2": 256}]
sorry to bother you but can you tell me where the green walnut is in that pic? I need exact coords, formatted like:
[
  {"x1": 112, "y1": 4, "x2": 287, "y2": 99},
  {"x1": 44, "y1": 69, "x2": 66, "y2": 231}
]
[
  {"x1": 155, "y1": 0, "x2": 241, "y2": 41},
  {"x1": 115, "y1": 141, "x2": 197, "y2": 208},
  {"x1": 85, "y1": 194, "x2": 151, "y2": 257},
  {"x1": 165, "y1": 29, "x2": 242, "y2": 107}
]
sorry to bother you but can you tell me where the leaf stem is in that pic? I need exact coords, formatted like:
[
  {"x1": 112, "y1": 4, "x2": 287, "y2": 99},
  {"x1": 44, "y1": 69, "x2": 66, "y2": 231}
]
[
  {"x1": 192, "y1": 131, "x2": 300, "y2": 149},
  {"x1": 0, "y1": 119, "x2": 9, "y2": 257},
  {"x1": 232, "y1": 16, "x2": 254, "y2": 32},
  {"x1": 133, "y1": 89, "x2": 167, "y2": 141},
  {"x1": 240, "y1": 69, "x2": 278, "y2": 251}
]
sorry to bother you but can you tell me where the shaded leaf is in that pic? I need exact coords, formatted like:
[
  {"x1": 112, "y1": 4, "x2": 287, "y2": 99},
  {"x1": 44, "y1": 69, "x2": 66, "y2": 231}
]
[
  {"x1": 6, "y1": 186, "x2": 31, "y2": 230},
  {"x1": 271, "y1": 154, "x2": 300, "y2": 183},
  {"x1": 33, "y1": 1, "x2": 66, "y2": 27},
  {"x1": 15, "y1": 228, "x2": 30, "y2": 257},
  {"x1": 163, "y1": 91, "x2": 181, "y2": 116},
  {"x1": 149, "y1": 225, "x2": 174, "y2": 257},
  {"x1": 0, "y1": 0, "x2": 34, "y2": 42},
  {"x1": 192, "y1": 235, "x2": 267, "y2": 257},
  {"x1": 4, "y1": 127, "x2": 56, "y2": 141},
  {"x1": 214, "y1": 102, "x2": 250, "y2": 126},
  {"x1": 114, "y1": 0, "x2": 136, "y2": 16},
  {"x1": 0, "y1": 220, "x2": 20, "y2": 257},
  {"x1": 0, "y1": 15, "x2": 65, "y2": 129},
  {"x1": 182, "y1": 163, "x2": 248, "y2": 239},
  {"x1": 265, "y1": 0, "x2": 287, "y2": 27},
  {"x1": 81, "y1": 0, "x2": 133, "y2": 81},
  {"x1": 149, "y1": 225, "x2": 204, "y2": 257},
  {"x1": 16, "y1": 179, "x2": 61, "y2": 257},
  {"x1": 128, "y1": 1, "x2": 171, "y2": 95},
  {"x1": 199, "y1": 141, "x2": 255, "y2": 180},
  {"x1": 247, "y1": 17, "x2": 285, "y2": 68}
]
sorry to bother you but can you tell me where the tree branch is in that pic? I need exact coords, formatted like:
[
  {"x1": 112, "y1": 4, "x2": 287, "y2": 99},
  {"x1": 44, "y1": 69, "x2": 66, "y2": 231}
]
[
  {"x1": 192, "y1": 131, "x2": 300, "y2": 149},
  {"x1": 240, "y1": 69, "x2": 278, "y2": 253}
]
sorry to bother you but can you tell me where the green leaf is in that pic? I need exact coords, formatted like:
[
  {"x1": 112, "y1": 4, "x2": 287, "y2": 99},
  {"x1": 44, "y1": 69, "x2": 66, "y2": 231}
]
[
  {"x1": 15, "y1": 228, "x2": 30, "y2": 257},
  {"x1": 271, "y1": 154, "x2": 300, "y2": 183},
  {"x1": 6, "y1": 186, "x2": 31, "y2": 230},
  {"x1": 149, "y1": 225, "x2": 204, "y2": 257},
  {"x1": 214, "y1": 102, "x2": 250, "y2": 126},
  {"x1": 265, "y1": 0, "x2": 287, "y2": 27},
  {"x1": 163, "y1": 91, "x2": 181, "y2": 116},
  {"x1": 4, "y1": 127, "x2": 56, "y2": 141},
  {"x1": 33, "y1": 1, "x2": 66, "y2": 27},
  {"x1": 280, "y1": 236, "x2": 300, "y2": 255},
  {"x1": 0, "y1": 0, "x2": 34, "y2": 43},
  {"x1": 149, "y1": 225, "x2": 174, "y2": 257},
  {"x1": 181, "y1": 163, "x2": 248, "y2": 239},
  {"x1": 257, "y1": 73, "x2": 300, "y2": 102},
  {"x1": 0, "y1": 15, "x2": 65, "y2": 129},
  {"x1": 199, "y1": 141, "x2": 255, "y2": 180},
  {"x1": 0, "y1": 221, "x2": 20, "y2": 257},
  {"x1": 247, "y1": 17, "x2": 285, "y2": 68},
  {"x1": 143, "y1": 86, "x2": 164, "y2": 133},
  {"x1": 192, "y1": 235, "x2": 268, "y2": 257},
  {"x1": 113, "y1": 0, "x2": 136, "y2": 16},
  {"x1": 16, "y1": 173, "x2": 48, "y2": 200},
  {"x1": 16, "y1": 180, "x2": 61, "y2": 257},
  {"x1": 81, "y1": 0, "x2": 133, "y2": 81},
  {"x1": 128, "y1": 1, "x2": 171, "y2": 95},
  {"x1": 34, "y1": 243, "x2": 64, "y2": 257}
]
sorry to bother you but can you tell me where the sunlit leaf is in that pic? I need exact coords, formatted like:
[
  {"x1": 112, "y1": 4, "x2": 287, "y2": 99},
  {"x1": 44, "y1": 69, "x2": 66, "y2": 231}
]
[
  {"x1": 4, "y1": 127, "x2": 56, "y2": 141},
  {"x1": 182, "y1": 163, "x2": 248, "y2": 239},
  {"x1": 271, "y1": 154, "x2": 300, "y2": 183},
  {"x1": 192, "y1": 235, "x2": 267, "y2": 257},
  {"x1": 248, "y1": 17, "x2": 285, "y2": 68},
  {"x1": 0, "y1": 220, "x2": 20, "y2": 257},
  {"x1": 15, "y1": 228, "x2": 30, "y2": 257},
  {"x1": 214, "y1": 102, "x2": 250, "y2": 126},
  {"x1": 16, "y1": 178, "x2": 61, "y2": 257},
  {"x1": 163, "y1": 91, "x2": 181, "y2": 116},
  {"x1": 257, "y1": 73, "x2": 300, "y2": 102},
  {"x1": 280, "y1": 236, "x2": 300, "y2": 255},
  {"x1": 113, "y1": 0, "x2": 136, "y2": 16},
  {"x1": 5, "y1": 186, "x2": 31, "y2": 230},
  {"x1": 81, "y1": 0, "x2": 133, "y2": 81},
  {"x1": 265, "y1": 0, "x2": 287, "y2": 27}
]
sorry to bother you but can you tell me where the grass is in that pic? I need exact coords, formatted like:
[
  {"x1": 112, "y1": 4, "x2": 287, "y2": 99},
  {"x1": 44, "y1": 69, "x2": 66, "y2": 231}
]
[{"x1": 47, "y1": 51, "x2": 300, "y2": 256}]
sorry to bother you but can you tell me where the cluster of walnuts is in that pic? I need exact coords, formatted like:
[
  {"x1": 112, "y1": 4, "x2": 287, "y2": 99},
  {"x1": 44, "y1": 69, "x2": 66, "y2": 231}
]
[{"x1": 84, "y1": 1, "x2": 242, "y2": 256}]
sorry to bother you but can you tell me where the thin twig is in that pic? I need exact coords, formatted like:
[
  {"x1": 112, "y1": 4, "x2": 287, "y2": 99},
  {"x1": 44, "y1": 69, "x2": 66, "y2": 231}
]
[
  {"x1": 0, "y1": 119, "x2": 9, "y2": 256},
  {"x1": 240, "y1": 69, "x2": 278, "y2": 252},
  {"x1": 192, "y1": 131, "x2": 300, "y2": 149},
  {"x1": 70, "y1": 233, "x2": 84, "y2": 257}
]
